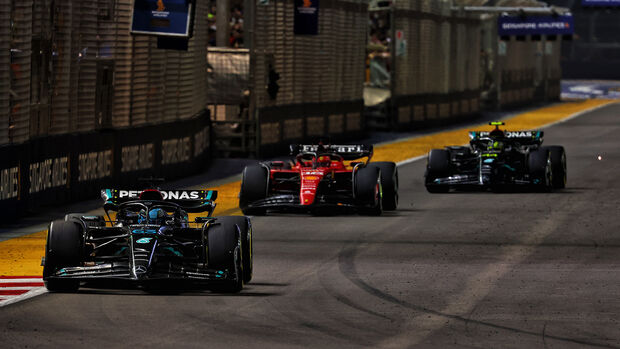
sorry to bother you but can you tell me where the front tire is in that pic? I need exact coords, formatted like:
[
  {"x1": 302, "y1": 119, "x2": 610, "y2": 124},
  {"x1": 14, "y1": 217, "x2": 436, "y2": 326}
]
[
  {"x1": 221, "y1": 216, "x2": 253, "y2": 284},
  {"x1": 545, "y1": 146, "x2": 566, "y2": 189},
  {"x1": 43, "y1": 220, "x2": 83, "y2": 292},
  {"x1": 208, "y1": 218, "x2": 243, "y2": 293},
  {"x1": 368, "y1": 162, "x2": 398, "y2": 210},
  {"x1": 355, "y1": 166, "x2": 383, "y2": 216},
  {"x1": 529, "y1": 148, "x2": 552, "y2": 192},
  {"x1": 425, "y1": 149, "x2": 450, "y2": 193}
]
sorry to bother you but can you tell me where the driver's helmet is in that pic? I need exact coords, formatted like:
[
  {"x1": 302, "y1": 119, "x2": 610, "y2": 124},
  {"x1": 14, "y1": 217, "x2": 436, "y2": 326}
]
[
  {"x1": 139, "y1": 208, "x2": 167, "y2": 225},
  {"x1": 317, "y1": 155, "x2": 331, "y2": 167},
  {"x1": 487, "y1": 140, "x2": 504, "y2": 151}
]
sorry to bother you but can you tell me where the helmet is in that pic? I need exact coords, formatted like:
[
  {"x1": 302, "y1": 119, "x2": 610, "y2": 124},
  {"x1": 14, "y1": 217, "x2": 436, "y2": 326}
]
[
  {"x1": 139, "y1": 208, "x2": 167, "y2": 225},
  {"x1": 488, "y1": 140, "x2": 504, "y2": 151}
]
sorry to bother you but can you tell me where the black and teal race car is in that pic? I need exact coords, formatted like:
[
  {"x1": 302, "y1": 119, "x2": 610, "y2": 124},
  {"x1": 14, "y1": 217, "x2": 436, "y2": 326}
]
[
  {"x1": 42, "y1": 188, "x2": 252, "y2": 293},
  {"x1": 424, "y1": 122, "x2": 567, "y2": 192}
]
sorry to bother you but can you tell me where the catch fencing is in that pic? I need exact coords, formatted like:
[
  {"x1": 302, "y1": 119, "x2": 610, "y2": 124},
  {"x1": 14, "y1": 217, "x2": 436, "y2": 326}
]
[
  {"x1": 388, "y1": 0, "x2": 482, "y2": 129},
  {"x1": 0, "y1": 0, "x2": 212, "y2": 221},
  {"x1": 251, "y1": 0, "x2": 368, "y2": 157}
]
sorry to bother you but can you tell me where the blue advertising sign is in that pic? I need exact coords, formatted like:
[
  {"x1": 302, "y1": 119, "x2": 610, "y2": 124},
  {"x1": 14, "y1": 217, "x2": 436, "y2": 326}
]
[
  {"x1": 498, "y1": 15, "x2": 574, "y2": 36},
  {"x1": 131, "y1": 0, "x2": 193, "y2": 37},
  {"x1": 582, "y1": 0, "x2": 620, "y2": 6},
  {"x1": 294, "y1": 0, "x2": 320, "y2": 35}
]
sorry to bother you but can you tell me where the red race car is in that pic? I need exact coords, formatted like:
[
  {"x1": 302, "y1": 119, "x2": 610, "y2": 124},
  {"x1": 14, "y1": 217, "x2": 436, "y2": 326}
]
[{"x1": 239, "y1": 144, "x2": 398, "y2": 215}]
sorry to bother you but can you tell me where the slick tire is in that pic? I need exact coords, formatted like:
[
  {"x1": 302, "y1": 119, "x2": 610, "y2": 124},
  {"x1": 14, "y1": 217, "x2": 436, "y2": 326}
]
[
  {"x1": 239, "y1": 165, "x2": 268, "y2": 216},
  {"x1": 545, "y1": 145, "x2": 567, "y2": 189},
  {"x1": 222, "y1": 216, "x2": 253, "y2": 284},
  {"x1": 425, "y1": 149, "x2": 450, "y2": 193},
  {"x1": 528, "y1": 148, "x2": 552, "y2": 192},
  {"x1": 355, "y1": 166, "x2": 383, "y2": 216},
  {"x1": 65, "y1": 213, "x2": 105, "y2": 227},
  {"x1": 368, "y1": 162, "x2": 398, "y2": 211},
  {"x1": 208, "y1": 218, "x2": 243, "y2": 293},
  {"x1": 43, "y1": 220, "x2": 83, "y2": 292}
]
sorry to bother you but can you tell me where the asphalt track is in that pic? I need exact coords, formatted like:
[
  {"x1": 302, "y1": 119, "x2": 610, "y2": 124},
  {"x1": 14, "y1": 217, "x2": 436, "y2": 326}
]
[{"x1": 2, "y1": 103, "x2": 620, "y2": 348}]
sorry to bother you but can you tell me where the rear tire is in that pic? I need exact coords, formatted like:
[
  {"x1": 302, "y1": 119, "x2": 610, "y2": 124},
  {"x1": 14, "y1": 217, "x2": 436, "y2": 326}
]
[
  {"x1": 529, "y1": 148, "x2": 552, "y2": 192},
  {"x1": 545, "y1": 146, "x2": 566, "y2": 189},
  {"x1": 355, "y1": 166, "x2": 383, "y2": 216},
  {"x1": 239, "y1": 165, "x2": 268, "y2": 216},
  {"x1": 208, "y1": 218, "x2": 243, "y2": 293},
  {"x1": 43, "y1": 220, "x2": 83, "y2": 292},
  {"x1": 425, "y1": 149, "x2": 450, "y2": 193},
  {"x1": 368, "y1": 162, "x2": 398, "y2": 210}
]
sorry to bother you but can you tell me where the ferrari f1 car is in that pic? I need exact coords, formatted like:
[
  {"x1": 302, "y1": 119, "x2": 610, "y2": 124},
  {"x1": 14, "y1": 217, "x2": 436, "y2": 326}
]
[
  {"x1": 42, "y1": 188, "x2": 252, "y2": 293},
  {"x1": 425, "y1": 122, "x2": 567, "y2": 192},
  {"x1": 239, "y1": 144, "x2": 398, "y2": 215}
]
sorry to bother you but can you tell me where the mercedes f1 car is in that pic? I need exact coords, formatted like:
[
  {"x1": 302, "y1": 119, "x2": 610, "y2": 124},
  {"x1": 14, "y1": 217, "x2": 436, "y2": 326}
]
[
  {"x1": 42, "y1": 188, "x2": 252, "y2": 293},
  {"x1": 425, "y1": 122, "x2": 567, "y2": 192},
  {"x1": 239, "y1": 144, "x2": 398, "y2": 215}
]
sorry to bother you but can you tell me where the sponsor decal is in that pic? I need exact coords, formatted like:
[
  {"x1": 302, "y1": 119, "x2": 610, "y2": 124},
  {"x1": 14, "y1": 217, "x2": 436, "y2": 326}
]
[
  {"x1": 498, "y1": 15, "x2": 574, "y2": 36},
  {"x1": 294, "y1": 0, "x2": 319, "y2": 35},
  {"x1": 131, "y1": 0, "x2": 193, "y2": 37},
  {"x1": 118, "y1": 190, "x2": 202, "y2": 200},
  {"x1": 29, "y1": 157, "x2": 69, "y2": 194},
  {"x1": 78, "y1": 150, "x2": 112, "y2": 182},
  {"x1": 162, "y1": 137, "x2": 191, "y2": 165},
  {"x1": 0, "y1": 166, "x2": 19, "y2": 200},
  {"x1": 121, "y1": 144, "x2": 154, "y2": 173},
  {"x1": 505, "y1": 131, "x2": 533, "y2": 138},
  {"x1": 136, "y1": 237, "x2": 153, "y2": 244}
]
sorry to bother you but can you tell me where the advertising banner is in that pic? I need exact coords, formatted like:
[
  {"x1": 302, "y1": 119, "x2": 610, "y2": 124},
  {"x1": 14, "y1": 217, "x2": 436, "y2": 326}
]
[
  {"x1": 498, "y1": 15, "x2": 574, "y2": 36},
  {"x1": 294, "y1": 0, "x2": 320, "y2": 35},
  {"x1": 131, "y1": 0, "x2": 194, "y2": 37},
  {"x1": 582, "y1": 0, "x2": 620, "y2": 6}
]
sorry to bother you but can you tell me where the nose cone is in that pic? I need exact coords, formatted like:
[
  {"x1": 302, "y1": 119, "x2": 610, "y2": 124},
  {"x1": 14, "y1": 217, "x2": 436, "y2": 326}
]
[{"x1": 299, "y1": 170, "x2": 324, "y2": 205}]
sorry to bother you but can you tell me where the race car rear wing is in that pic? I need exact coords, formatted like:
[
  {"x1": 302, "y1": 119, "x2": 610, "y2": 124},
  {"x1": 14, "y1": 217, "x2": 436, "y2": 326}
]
[
  {"x1": 101, "y1": 189, "x2": 218, "y2": 213},
  {"x1": 290, "y1": 144, "x2": 373, "y2": 161},
  {"x1": 469, "y1": 130, "x2": 544, "y2": 145}
]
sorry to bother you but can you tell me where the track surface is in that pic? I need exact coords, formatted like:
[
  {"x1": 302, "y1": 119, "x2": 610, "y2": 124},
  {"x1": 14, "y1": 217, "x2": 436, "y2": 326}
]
[{"x1": 2, "y1": 104, "x2": 620, "y2": 348}]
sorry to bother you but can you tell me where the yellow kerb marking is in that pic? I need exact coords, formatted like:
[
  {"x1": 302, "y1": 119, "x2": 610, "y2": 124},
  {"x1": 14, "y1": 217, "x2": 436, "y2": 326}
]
[{"x1": 0, "y1": 100, "x2": 613, "y2": 276}]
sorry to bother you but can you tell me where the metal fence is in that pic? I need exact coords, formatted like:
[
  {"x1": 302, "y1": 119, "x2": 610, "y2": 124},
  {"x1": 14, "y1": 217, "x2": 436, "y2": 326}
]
[
  {"x1": 252, "y1": 0, "x2": 368, "y2": 156},
  {"x1": 388, "y1": 0, "x2": 482, "y2": 128},
  {"x1": 0, "y1": 0, "x2": 209, "y2": 146}
]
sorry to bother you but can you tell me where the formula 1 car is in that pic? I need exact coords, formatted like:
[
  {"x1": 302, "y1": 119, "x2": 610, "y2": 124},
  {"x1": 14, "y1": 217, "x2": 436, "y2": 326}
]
[
  {"x1": 239, "y1": 144, "x2": 398, "y2": 215},
  {"x1": 425, "y1": 122, "x2": 567, "y2": 192},
  {"x1": 42, "y1": 188, "x2": 252, "y2": 293}
]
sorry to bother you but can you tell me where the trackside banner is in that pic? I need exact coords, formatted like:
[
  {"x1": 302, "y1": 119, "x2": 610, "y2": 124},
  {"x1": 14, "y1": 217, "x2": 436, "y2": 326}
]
[
  {"x1": 498, "y1": 15, "x2": 574, "y2": 36},
  {"x1": 131, "y1": 0, "x2": 194, "y2": 37},
  {"x1": 294, "y1": 0, "x2": 319, "y2": 35},
  {"x1": 582, "y1": 0, "x2": 620, "y2": 6}
]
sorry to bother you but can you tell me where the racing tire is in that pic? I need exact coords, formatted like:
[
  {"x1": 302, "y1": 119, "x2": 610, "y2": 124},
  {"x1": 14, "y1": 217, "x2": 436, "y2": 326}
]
[
  {"x1": 425, "y1": 149, "x2": 450, "y2": 193},
  {"x1": 545, "y1": 146, "x2": 567, "y2": 189},
  {"x1": 368, "y1": 162, "x2": 398, "y2": 211},
  {"x1": 207, "y1": 218, "x2": 243, "y2": 293},
  {"x1": 355, "y1": 166, "x2": 383, "y2": 216},
  {"x1": 65, "y1": 213, "x2": 105, "y2": 227},
  {"x1": 239, "y1": 165, "x2": 268, "y2": 216},
  {"x1": 43, "y1": 220, "x2": 83, "y2": 292},
  {"x1": 528, "y1": 148, "x2": 553, "y2": 192},
  {"x1": 221, "y1": 216, "x2": 253, "y2": 284}
]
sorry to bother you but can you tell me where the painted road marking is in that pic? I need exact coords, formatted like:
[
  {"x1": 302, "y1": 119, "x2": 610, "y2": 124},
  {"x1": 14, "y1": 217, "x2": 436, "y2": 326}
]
[
  {"x1": 0, "y1": 99, "x2": 614, "y2": 306},
  {"x1": 0, "y1": 276, "x2": 45, "y2": 307}
]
